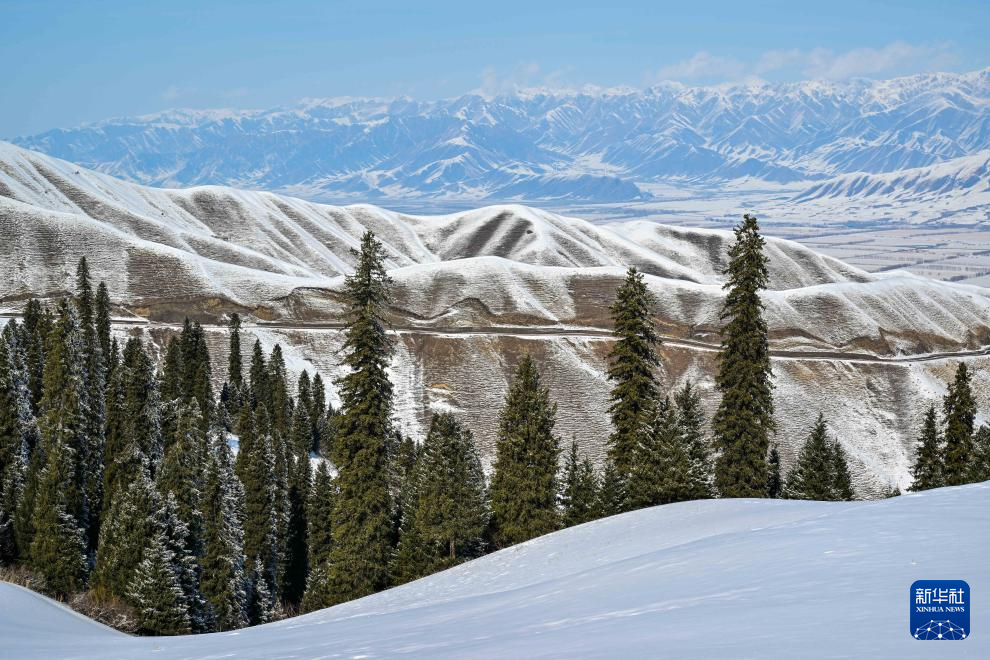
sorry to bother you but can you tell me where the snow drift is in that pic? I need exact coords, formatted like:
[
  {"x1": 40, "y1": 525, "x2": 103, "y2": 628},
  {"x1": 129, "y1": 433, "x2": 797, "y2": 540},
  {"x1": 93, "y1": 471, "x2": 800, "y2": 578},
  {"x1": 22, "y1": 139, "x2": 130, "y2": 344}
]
[{"x1": 2, "y1": 482, "x2": 987, "y2": 658}]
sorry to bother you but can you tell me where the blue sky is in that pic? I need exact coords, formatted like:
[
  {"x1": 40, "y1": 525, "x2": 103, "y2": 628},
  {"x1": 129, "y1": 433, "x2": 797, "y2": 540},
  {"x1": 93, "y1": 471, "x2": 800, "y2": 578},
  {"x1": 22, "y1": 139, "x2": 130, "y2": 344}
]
[{"x1": 2, "y1": 0, "x2": 988, "y2": 136}]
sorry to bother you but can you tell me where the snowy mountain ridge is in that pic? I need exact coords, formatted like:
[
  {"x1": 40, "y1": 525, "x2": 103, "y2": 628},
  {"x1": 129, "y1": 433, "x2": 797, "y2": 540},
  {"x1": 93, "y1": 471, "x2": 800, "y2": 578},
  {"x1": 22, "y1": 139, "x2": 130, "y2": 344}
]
[
  {"x1": 12, "y1": 68, "x2": 990, "y2": 202},
  {"x1": 3, "y1": 483, "x2": 988, "y2": 658}
]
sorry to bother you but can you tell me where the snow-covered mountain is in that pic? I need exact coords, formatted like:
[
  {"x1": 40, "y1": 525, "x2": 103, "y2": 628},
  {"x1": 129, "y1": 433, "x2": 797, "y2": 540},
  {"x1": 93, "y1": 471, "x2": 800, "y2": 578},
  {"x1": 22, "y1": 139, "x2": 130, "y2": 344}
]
[
  {"x1": 3, "y1": 141, "x2": 990, "y2": 493},
  {"x1": 12, "y1": 68, "x2": 990, "y2": 202},
  {"x1": 3, "y1": 482, "x2": 988, "y2": 658}
]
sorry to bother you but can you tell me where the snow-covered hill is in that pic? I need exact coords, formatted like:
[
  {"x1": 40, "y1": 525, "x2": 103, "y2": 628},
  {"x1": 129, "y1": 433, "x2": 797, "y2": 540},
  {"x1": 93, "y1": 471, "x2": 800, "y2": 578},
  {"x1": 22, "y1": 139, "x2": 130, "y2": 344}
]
[
  {"x1": 3, "y1": 483, "x2": 987, "y2": 658},
  {"x1": 12, "y1": 68, "x2": 990, "y2": 202},
  {"x1": 3, "y1": 141, "x2": 990, "y2": 493}
]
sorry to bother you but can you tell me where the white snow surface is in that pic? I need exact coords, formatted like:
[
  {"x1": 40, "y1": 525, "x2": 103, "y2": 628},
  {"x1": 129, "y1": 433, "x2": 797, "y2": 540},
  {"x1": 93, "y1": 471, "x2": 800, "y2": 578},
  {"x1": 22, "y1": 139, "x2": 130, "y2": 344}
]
[{"x1": 2, "y1": 483, "x2": 987, "y2": 659}]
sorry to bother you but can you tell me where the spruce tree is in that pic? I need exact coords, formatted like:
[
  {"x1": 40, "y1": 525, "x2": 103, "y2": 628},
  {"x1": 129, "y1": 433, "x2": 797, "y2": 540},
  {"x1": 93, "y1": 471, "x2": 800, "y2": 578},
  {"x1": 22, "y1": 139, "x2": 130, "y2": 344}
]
[
  {"x1": 713, "y1": 214, "x2": 775, "y2": 498},
  {"x1": 158, "y1": 402, "x2": 207, "y2": 556},
  {"x1": 128, "y1": 530, "x2": 192, "y2": 635},
  {"x1": 0, "y1": 322, "x2": 37, "y2": 560},
  {"x1": 29, "y1": 434, "x2": 88, "y2": 596},
  {"x1": 674, "y1": 381, "x2": 714, "y2": 499},
  {"x1": 489, "y1": 355, "x2": 560, "y2": 547},
  {"x1": 606, "y1": 267, "x2": 661, "y2": 490},
  {"x1": 20, "y1": 299, "x2": 51, "y2": 414},
  {"x1": 784, "y1": 414, "x2": 853, "y2": 501},
  {"x1": 596, "y1": 460, "x2": 626, "y2": 518},
  {"x1": 200, "y1": 432, "x2": 249, "y2": 631},
  {"x1": 93, "y1": 463, "x2": 159, "y2": 599},
  {"x1": 942, "y1": 363, "x2": 976, "y2": 486},
  {"x1": 301, "y1": 460, "x2": 335, "y2": 613},
  {"x1": 628, "y1": 398, "x2": 694, "y2": 508},
  {"x1": 325, "y1": 231, "x2": 396, "y2": 604},
  {"x1": 239, "y1": 408, "x2": 281, "y2": 601},
  {"x1": 281, "y1": 399, "x2": 313, "y2": 605},
  {"x1": 830, "y1": 441, "x2": 855, "y2": 501},
  {"x1": 766, "y1": 443, "x2": 783, "y2": 498},
  {"x1": 393, "y1": 413, "x2": 488, "y2": 583},
  {"x1": 908, "y1": 405, "x2": 946, "y2": 492},
  {"x1": 95, "y1": 281, "x2": 112, "y2": 360},
  {"x1": 968, "y1": 425, "x2": 990, "y2": 483},
  {"x1": 559, "y1": 440, "x2": 599, "y2": 527},
  {"x1": 228, "y1": 313, "x2": 243, "y2": 392},
  {"x1": 248, "y1": 341, "x2": 268, "y2": 412},
  {"x1": 76, "y1": 262, "x2": 107, "y2": 550},
  {"x1": 104, "y1": 338, "x2": 161, "y2": 515},
  {"x1": 37, "y1": 300, "x2": 90, "y2": 536},
  {"x1": 158, "y1": 492, "x2": 209, "y2": 632}
]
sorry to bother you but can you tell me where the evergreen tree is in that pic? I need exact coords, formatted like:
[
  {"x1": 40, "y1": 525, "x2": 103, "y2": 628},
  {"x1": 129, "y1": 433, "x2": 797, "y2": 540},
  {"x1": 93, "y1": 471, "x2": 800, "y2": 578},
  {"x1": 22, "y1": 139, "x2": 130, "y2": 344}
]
[
  {"x1": 239, "y1": 408, "x2": 281, "y2": 601},
  {"x1": 281, "y1": 399, "x2": 313, "y2": 605},
  {"x1": 596, "y1": 461, "x2": 626, "y2": 518},
  {"x1": 248, "y1": 341, "x2": 268, "y2": 412},
  {"x1": 393, "y1": 414, "x2": 488, "y2": 583},
  {"x1": 20, "y1": 299, "x2": 52, "y2": 414},
  {"x1": 968, "y1": 425, "x2": 990, "y2": 483},
  {"x1": 127, "y1": 530, "x2": 191, "y2": 635},
  {"x1": 324, "y1": 231, "x2": 396, "y2": 604},
  {"x1": 267, "y1": 344, "x2": 292, "y2": 439},
  {"x1": 942, "y1": 363, "x2": 976, "y2": 486},
  {"x1": 909, "y1": 406, "x2": 944, "y2": 492},
  {"x1": 37, "y1": 300, "x2": 90, "y2": 535},
  {"x1": 200, "y1": 432, "x2": 249, "y2": 631},
  {"x1": 158, "y1": 402, "x2": 207, "y2": 556},
  {"x1": 93, "y1": 464, "x2": 159, "y2": 599},
  {"x1": 0, "y1": 322, "x2": 37, "y2": 560},
  {"x1": 830, "y1": 441, "x2": 855, "y2": 501},
  {"x1": 489, "y1": 355, "x2": 560, "y2": 547},
  {"x1": 29, "y1": 434, "x2": 88, "y2": 597},
  {"x1": 628, "y1": 398, "x2": 695, "y2": 508},
  {"x1": 606, "y1": 267, "x2": 661, "y2": 490},
  {"x1": 784, "y1": 415, "x2": 853, "y2": 501},
  {"x1": 158, "y1": 492, "x2": 209, "y2": 632},
  {"x1": 559, "y1": 440, "x2": 599, "y2": 527},
  {"x1": 674, "y1": 381, "x2": 714, "y2": 499},
  {"x1": 95, "y1": 281, "x2": 112, "y2": 361},
  {"x1": 76, "y1": 261, "x2": 107, "y2": 550},
  {"x1": 766, "y1": 443, "x2": 783, "y2": 498},
  {"x1": 228, "y1": 313, "x2": 243, "y2": 392},
  {"x1": 306, "y1": 461, "x2": 335, "y2": 569},
  {"x1": 104, "y1": 338, "x2": 161, "y2": 515},
  {"x1": 713, "y1": 214, "x2": 775, "y2": 498}
]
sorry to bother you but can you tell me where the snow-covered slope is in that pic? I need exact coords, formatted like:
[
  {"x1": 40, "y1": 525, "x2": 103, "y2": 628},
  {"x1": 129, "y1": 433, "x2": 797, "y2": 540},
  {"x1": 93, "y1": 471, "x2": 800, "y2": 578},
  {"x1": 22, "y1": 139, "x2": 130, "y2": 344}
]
[
  {"x1": 3, "y1": 483, "x2": 987, "y2": 658},
  {"x1": 12, "y1": 68, "x2": 990, "y2": 201},
  {"x1": 791, "y1": 151, "x2": 990, "y2": 221}
]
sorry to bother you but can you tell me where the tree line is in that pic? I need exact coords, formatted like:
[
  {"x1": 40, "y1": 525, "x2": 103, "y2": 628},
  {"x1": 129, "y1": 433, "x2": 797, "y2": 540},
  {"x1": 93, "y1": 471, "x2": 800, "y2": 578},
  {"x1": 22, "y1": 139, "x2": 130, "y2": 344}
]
[{"x1": 1, "y1": 216, "x2": 987, "y2": 635}]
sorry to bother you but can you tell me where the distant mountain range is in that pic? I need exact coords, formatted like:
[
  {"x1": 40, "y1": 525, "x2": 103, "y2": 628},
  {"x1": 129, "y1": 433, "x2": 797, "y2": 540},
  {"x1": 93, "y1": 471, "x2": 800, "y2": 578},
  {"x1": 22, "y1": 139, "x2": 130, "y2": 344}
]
[{"x1": 12, "y1": 68, "x2": 990, "y2": 203}]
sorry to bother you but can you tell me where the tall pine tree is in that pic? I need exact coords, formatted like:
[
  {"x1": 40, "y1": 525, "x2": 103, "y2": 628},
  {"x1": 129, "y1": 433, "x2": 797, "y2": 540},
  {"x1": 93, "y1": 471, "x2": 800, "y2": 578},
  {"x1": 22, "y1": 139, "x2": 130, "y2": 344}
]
[
  {"x1": 942, "y1": 363, "x2": 976, "y2": 486},
  {"x1": 606, "y1": 267, "x2": 661, "y2": 494},
  {"x1": 489, "y1": 355, "x2": 560, "y2": 547},
  {"x1": 559, "y1": 440, "x2": 599, "y2": 528},
  {"x1": 910, "y1": 405, "x2": 943, "y2": 491},
  {"x1": 713, "y1": 214, "x2": 775, "y2": 498},
  {"x1": 392, "y1": 413, "x2": 488, "y2": 583},
  {"x1": 324, "y1": 231, "x2": 396, "y2": 604}
]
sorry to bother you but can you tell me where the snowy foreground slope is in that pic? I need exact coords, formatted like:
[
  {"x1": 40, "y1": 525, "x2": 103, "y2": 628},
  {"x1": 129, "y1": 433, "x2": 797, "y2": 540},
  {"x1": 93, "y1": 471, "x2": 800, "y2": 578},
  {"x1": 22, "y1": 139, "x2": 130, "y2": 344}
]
[{"x1": 2, "y1": 483, "x2": 988, "y2": 659}]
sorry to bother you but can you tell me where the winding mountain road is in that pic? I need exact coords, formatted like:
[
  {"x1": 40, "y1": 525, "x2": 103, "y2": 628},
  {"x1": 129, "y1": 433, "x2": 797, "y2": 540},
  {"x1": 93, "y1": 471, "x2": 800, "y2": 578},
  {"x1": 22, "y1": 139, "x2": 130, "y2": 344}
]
[{"x1": 2, "y1": 311, "x2": 988, "y2": 365}]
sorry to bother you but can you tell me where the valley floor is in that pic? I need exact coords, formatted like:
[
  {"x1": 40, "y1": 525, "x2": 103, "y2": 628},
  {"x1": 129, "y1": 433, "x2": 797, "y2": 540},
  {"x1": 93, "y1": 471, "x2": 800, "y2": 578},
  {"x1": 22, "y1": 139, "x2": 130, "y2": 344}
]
[{"x1": 2, "y1": 483, "x2": 987, "y2": 659}]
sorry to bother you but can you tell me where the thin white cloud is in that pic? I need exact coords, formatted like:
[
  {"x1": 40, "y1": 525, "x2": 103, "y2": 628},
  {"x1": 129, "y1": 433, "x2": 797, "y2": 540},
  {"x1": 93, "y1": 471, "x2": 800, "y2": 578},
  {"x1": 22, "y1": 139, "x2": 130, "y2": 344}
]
[
  {"x1": 803, "y1": 41, "x2": 958, "y2": 79},
  {"x1": 651, "y1": 41, "x2": 960, "y2": 84},
  {"x1": 161, "y1": 85, "x2": 196, "y2": 102},
  {"x1": 654, "y1": 51, "x2": 747, "y2": 81}
]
